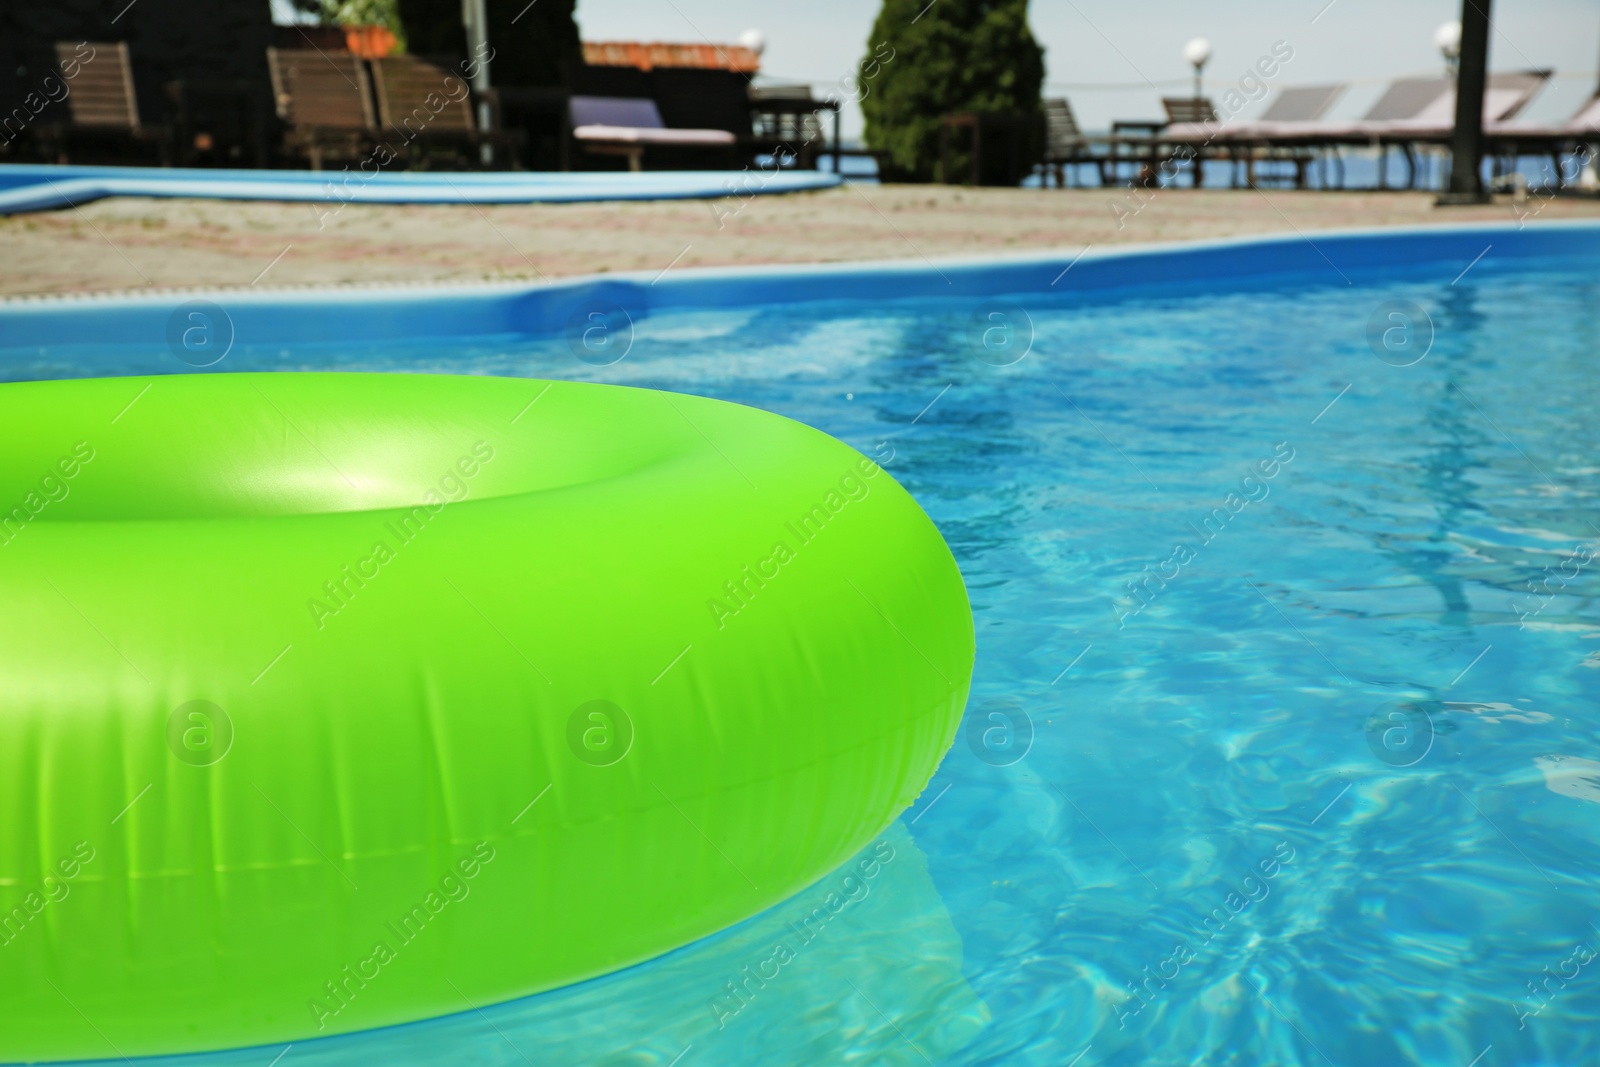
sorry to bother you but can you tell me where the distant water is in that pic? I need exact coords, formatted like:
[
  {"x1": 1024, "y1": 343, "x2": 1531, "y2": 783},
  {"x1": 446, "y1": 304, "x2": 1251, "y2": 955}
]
[
  {"x1": 818, "y1": 143, "x2": 1583, "y2": 192},
  {"x1": 10, "y1": 246, "x2": 1600, "y2": 1065}
]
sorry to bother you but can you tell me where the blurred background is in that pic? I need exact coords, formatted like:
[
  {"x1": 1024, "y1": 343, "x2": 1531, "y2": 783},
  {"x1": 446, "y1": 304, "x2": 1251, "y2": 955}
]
[{"x1": 2, "y1": 0, "x2": 1594, "y2": 191}]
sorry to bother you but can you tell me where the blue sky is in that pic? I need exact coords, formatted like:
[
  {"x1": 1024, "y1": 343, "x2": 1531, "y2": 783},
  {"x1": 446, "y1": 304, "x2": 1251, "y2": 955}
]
[
  {"x1": 578, "y1": 0, "x2": 1597, "y2": 136},
  {"x1": 273, "y1": 1, "x2": 1599, "y2": 138}
]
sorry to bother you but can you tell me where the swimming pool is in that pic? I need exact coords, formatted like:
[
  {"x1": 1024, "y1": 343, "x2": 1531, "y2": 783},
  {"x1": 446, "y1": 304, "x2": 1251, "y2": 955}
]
[
  {"x1": 0, "y1": 163, "x2": 840, "y2": 215},
  {"x1": 3, "y1": 223, "x2": 1599, "y2": 1065}
]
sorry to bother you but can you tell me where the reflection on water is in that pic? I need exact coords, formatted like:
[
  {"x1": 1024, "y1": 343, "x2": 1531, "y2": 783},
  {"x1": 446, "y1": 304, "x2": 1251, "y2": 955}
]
[
  {"x1": 70, "y1": 823, "x2": 984, "y2": 1067},
  {"x1": 13, "y1": 252, "x2": 1600, "y2": 1065}
]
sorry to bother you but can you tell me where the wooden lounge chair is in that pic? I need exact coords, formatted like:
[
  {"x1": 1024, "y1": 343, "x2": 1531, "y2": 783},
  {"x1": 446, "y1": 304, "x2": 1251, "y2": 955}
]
[
  {"x1": 39, "y1": 42, "x2": 170, "y2": 164},
  {"x1": 1103, "y1": 97, "x2": 1218, "y2": 186},
  {"x1": 1158, "y1": 85, "x2": 1345, "y2": 148},
  {"x1": 1099, "y1": 97, "x2": 1218, "y2": 187},
  {"x1": 369, "y1": 54, "x2": 521, "y2": 168},
  {"x1": 1038, "y1": 98, "x2": 1104, "y2": 187},
  {"x1": 1104, "y1": 123, "x2": 1161, "y2": 186},
  {"x1": 1161, "y1": 97, "x2": 1217, "y2": 125},
  {"x1": 569, "y1": 95, "x2": 735, "y2": 171},
  {"x1": 267, "y1": 46, "x2": 375, "y2": 170},
  {"x1": 1176, "y1": 85, "x2": 1349, "y2": 188}
]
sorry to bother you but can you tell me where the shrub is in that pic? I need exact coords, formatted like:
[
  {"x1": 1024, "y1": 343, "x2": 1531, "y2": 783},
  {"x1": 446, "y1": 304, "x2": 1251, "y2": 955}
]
[
  {"x1": 294, "y1": 0, "x2": 406, "y2": 44},
  {"x1": 862, "y1": 0, "x2": 1045, "y2": 183}
]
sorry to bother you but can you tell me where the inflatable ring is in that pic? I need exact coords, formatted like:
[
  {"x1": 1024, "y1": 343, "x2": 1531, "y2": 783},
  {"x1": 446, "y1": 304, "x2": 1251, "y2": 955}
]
[{"x1": 0, "y1": 373, "x2": 973, "y2": 1061}]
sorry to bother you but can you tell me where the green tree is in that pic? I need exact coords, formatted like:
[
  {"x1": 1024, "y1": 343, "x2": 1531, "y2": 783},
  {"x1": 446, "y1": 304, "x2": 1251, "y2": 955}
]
[{"x1": 861, "y1": 0, "x2": 1045, "y2": 183}]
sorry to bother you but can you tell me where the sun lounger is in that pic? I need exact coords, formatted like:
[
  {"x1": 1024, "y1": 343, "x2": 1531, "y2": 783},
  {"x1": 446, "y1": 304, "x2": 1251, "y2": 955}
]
[
  {"x1": 1162, "y1": 97, "x2": 1217, "y2": 125},
  {"x1": 569, "y1": 95, "x2": 735, "y2": 171},
  {"x1": 1158, "y1": 85, "x2": 1347, "y2": 187},
  {"x1": 370, "y1": 54, "x2": 522, "y2": 168},
  {"x1": 1168, "y1": 74, "x2": 1543, "y2": 147},
  {"x1": 1106, "y1": 71, "x2": 1548, "y2": 190},
  {"x1": 1259, "y1": 84, "x2": 1348, "y2": 124},
  {"x1": 1366, "y1": 76, "x2": 1452, "y2": 123},
  {"x1": 1489, "y1": 91, "x2": 1600, "y2": 138},
  {"x1": 267, "y1": 47, "x2": 376, "y2": 170},
  {"x1": 1166, "y1": 84, "x2": 1346, "y2": 143},
  {"x1": 1167, "y1": 72, "x2": 1546, "y2": 188},
  {"x1": 1150, "y1": 97, "x2": 1218, "y2": 148},
  {"x1": 1272, "y1": 71, "x2": 1546, "y2": 141},
  {"x1": 1333, "y1": 71, "x2": 1549, "y2": 187},
  {"x1": 1485, "y1": 91, "x2": 1600, "y2": 188},
  {"x1": 1098, "y1": 99, "x2": 1212, "y2": 186},
  {"x1": 37, "y1": 42, "x2": 171, "y2": 164},
  {"x1": 59, "y1": 42, "x2": 140, "y2": 131},
  {"x1": 1038, "y1": 98, "x2": 1108, "y2": 186},
  {"x1": 1232, "y1": 86, "x2": 1349, "y2": 186},
  {"x1": 1566, "y1": 93, "x2": 1600, "y2": 131},
  {"x1": 1371, "y1": 71, "x2": 1545, "y2": 133}
]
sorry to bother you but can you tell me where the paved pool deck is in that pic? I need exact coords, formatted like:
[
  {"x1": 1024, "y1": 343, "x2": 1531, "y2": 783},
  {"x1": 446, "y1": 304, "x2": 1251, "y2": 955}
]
[{"x1": 2, "y1": 184, "x2": 1596, "y2": 297}]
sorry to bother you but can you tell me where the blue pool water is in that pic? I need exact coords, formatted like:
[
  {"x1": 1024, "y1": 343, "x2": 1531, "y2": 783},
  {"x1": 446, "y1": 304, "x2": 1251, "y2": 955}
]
[{"x1": 5, "y1": 228, "x2": 1600, "y2": 1065}]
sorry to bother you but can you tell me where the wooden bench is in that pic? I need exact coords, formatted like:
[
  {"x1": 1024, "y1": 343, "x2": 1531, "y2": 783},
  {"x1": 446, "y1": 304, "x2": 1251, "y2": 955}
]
[
  {"x1": 370, "y1": 54, "x2": 522, "y2": 168},
  {"x1": 267, "y1": 47, "x2": 375, "y2": 170},
  {"x1": 40, "y1": 42, "x2": 170, "y2": 164}
]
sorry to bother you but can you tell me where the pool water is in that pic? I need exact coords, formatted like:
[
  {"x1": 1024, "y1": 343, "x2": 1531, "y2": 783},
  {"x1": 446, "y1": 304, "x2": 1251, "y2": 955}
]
[{"x1": 9, "y1": 245, "x2": 1600, "y2": 1066}]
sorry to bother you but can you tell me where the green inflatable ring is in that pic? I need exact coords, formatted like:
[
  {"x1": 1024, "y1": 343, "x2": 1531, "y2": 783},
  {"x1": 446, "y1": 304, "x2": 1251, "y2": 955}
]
[{"x1": 0, "y1": 373, "x2": 973, "y2": 1061}]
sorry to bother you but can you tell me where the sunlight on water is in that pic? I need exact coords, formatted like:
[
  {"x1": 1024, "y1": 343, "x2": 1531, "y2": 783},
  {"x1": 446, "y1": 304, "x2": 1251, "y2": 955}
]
[{"x1": 9, "y1": 251, "x2": 1600, "y2": 1065}]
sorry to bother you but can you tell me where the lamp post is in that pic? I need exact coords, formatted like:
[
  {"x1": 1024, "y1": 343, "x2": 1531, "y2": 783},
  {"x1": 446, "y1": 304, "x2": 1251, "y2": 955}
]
[
  {"x1": 1183, "y1": 37, "x2": 1211, "y2": 104},
  {"x1": 1435, "y1": 20, "x2": 1462, "y2": 78},
  {"x1": 1437, "y1": 0, "x2": 1491, "y2": 204},
  {"x1": 462, "y1": 0, "x2": 493, "y2": 165}
]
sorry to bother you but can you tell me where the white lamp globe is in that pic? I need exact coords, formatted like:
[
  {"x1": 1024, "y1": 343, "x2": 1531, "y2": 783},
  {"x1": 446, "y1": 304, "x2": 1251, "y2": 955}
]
[
  {"x1": 1183, "y1": 37, "x2": 1212, "y2": 68},
  {"x1": 738, "y1": 28, "x2": 767, "y2": 56},
  {"x1": 1434, "y1": 20, "x2": 1461, "y2": 58}
]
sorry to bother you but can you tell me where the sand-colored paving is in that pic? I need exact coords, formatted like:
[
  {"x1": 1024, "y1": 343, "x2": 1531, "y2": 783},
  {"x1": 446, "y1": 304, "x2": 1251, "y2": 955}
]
[{"x1": 1, "y1": 184, "x2": 1595, "y2": 297}]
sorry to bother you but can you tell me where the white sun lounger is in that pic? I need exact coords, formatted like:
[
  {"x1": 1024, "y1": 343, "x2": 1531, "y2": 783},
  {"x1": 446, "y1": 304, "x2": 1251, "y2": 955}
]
[
  {"x1": 569, "y1": 96, "x2": 735, "y2": 171},
  {"x1": 1165, "y1": 73, "x2": 1548, "y2": 147},
  {"x1": 1295, "y1": 71, "x2": 1546, "y2": 140},
  {"x1": 1163, "y1": 84, "x2": 1347, "y2": 143},
  {"x1": 1487, "y1": 91, "x2": 1600, "y2": 138}
]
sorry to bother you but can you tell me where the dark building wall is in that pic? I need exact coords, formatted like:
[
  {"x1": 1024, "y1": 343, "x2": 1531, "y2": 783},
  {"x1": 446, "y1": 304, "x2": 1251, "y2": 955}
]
[
  {"x1": 398, "y1": 0, "x2": 580, "y2": 87},
  {"x1": 568, "y1": 65, "x2": 652, "y2": 100},
  {"x1": 570, "y1": 66, "x2": 753, "y2": 136},
  {"x1": 649, "y1": 69, "x2": 752, "y2": 136},
  {"x1": 1, "y1": 0, "x2": 274, "y2": 127}
]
